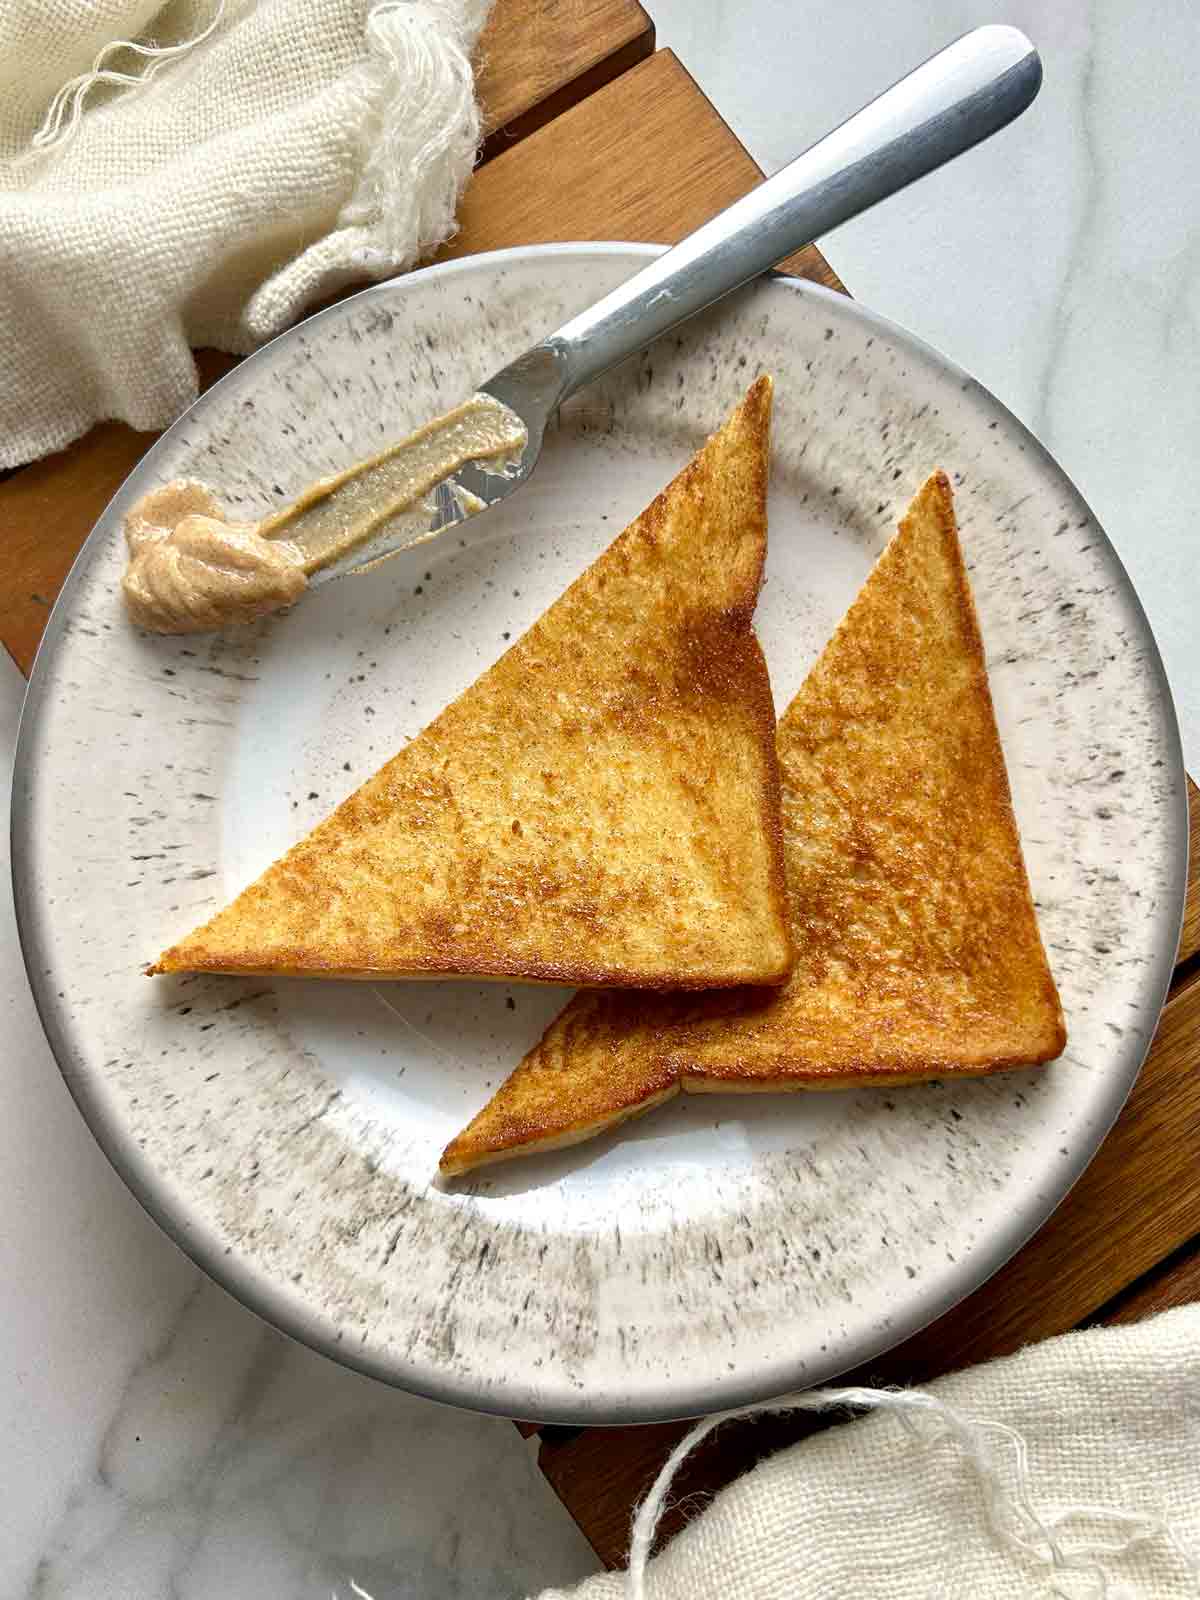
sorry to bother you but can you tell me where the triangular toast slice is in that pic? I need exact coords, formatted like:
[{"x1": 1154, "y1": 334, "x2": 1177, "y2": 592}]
[
  {"x1": 441, "y1": 471, "x2": 1066, "y2": 1173},
  {"x1": 151, "y1": 377, "x2": 792, "y2": 988}
]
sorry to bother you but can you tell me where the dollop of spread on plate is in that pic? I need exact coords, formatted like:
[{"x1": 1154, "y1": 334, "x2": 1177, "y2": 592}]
[
  {"x1": 123, "y1": 506, "x2": 307, "y2": 635},
  {"x1": 122, "y1": 394, "x2": 528, "y2": 634}
]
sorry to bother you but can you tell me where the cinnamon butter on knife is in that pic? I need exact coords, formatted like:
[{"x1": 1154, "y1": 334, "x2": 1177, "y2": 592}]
[{"x1": 121, "y1": 393, "x2": 528, "y2": 635}]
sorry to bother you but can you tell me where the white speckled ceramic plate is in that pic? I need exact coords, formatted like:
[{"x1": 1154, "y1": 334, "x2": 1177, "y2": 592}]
[{"x1": 13, "y1": 246, "x2": 1187, "y2": 1423}]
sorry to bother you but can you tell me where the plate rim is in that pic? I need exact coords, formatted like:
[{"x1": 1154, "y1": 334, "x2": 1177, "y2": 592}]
[{"x1": 11, "y1": 241, "x2": 1190, "y2": 1423}]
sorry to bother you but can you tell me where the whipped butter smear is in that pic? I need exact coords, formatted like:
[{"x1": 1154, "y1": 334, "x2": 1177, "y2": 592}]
[{"x1": 122, "y1": 394, "x2": 528, "y2": 634}]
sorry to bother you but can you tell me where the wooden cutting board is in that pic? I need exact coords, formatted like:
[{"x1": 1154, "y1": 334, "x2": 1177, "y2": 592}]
[{"x1": 0, "y1": 2, "x2": 1195, "y2": 1570}]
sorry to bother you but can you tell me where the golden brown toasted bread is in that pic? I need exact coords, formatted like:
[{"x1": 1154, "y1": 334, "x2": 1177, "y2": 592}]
[
  {"x1": 441, "y1": 471, "x2": 1066, "y2": 1174},
  {"x1": 151, "y1": 377, "x2": 792, "y2": 988}
]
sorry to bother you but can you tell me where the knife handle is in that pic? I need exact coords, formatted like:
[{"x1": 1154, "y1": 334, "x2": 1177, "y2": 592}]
[{"x1": 543, "y1": 25, "x2": 1041, "y2": 400}]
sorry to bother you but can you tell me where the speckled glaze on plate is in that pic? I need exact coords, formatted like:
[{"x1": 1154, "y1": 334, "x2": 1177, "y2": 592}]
[{"x1": 13, "y1": 245, "x2": 1187, "y2": 1424}]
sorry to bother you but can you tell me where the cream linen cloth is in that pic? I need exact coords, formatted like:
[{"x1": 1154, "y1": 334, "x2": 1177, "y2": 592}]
[
  {"x1": 538, "y1": 1304, "x2": 1200, "y2": 1600},
  {"x1": 0, "y1": 0, "x2": 491, "y2": 468}
]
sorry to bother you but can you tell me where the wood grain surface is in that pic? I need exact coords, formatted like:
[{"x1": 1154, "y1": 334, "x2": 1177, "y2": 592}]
[
  {"x1": 1096, "y1": 1236, "x2": 1200, "y2": 1326},
  {"x1": 477, "y1": 0, "x2": 654, "y2": 157},
  {"x1": 444, "y1": 51, "x2": 844, "y2": 289},
  {"x1": 1179, "y1": 776, "x2": 1200, "y2": 967}
]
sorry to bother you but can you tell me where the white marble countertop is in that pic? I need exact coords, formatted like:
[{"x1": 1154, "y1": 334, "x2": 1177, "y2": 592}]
[{"x1": 3, "y1": 5, "x2": 1197, "y2": 1597}]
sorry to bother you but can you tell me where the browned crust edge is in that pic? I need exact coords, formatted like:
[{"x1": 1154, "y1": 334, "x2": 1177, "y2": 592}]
[
  {"x1": 679, "y1": 1039, "x2": 1066, "y2": 1088},
  {"x1": 438, "y1": 1043, "x2": 1064, "y2": 1176},
  {"x1": 439, "y1": 1084, "x2": 681, "y2": 1176},
  {"x1": 914, "y1": 469, "x2": 1067, "y2": 1058},
  {"x1": 145, "y1": 952, "x2": 790, "y2": 987}
]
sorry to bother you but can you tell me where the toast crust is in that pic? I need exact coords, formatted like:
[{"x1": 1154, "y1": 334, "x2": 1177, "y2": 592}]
[
  {"x1": 441, "y1": 471, "x2": 1067, "y2": 1174},
  {"x1": 439, "y1": 1085, "x2": 679, "y2": 1177},
  {"x1": 151, "y1": 378, "x2": 791, "y2": 989}
]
